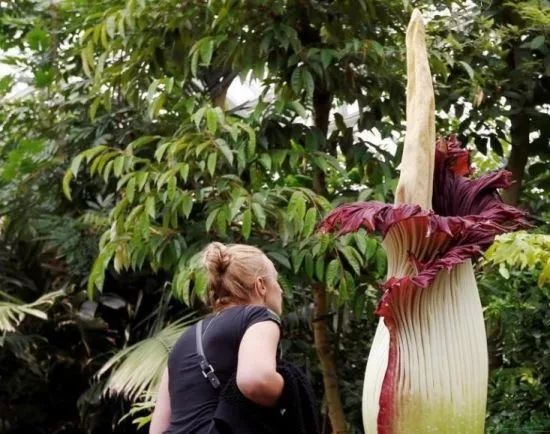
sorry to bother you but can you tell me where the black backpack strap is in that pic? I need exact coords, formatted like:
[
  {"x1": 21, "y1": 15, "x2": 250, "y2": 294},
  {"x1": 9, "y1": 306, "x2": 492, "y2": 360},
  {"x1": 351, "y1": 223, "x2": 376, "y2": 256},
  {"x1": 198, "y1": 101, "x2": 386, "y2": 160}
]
[{"x1": 196, "y1": 319, "x2": 221, "y2": 389}]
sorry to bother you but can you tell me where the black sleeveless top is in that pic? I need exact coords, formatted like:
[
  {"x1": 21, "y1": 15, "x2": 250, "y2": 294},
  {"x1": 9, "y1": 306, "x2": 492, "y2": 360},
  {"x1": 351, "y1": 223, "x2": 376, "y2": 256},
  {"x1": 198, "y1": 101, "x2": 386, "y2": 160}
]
[{"x1": 164, "y1": 305, "x2": 281, "y2": 434}]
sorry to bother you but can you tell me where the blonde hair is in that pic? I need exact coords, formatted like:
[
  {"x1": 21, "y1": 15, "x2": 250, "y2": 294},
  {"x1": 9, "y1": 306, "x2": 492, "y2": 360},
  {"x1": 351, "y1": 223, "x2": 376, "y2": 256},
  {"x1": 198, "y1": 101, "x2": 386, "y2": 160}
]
[{"x1": 202, "y1": 242, "x2": 271, "y2": 311}]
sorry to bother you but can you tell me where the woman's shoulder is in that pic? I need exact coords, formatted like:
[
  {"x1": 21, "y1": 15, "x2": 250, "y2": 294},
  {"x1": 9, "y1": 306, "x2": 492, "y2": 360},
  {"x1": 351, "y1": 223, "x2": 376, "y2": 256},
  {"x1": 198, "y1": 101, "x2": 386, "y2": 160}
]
[
  {"x1": 206, "y1": 305, "x2": 280, "y2": 340},
  {"x1": 233, "y1": 304, "x2": 281, "y2": 330}
]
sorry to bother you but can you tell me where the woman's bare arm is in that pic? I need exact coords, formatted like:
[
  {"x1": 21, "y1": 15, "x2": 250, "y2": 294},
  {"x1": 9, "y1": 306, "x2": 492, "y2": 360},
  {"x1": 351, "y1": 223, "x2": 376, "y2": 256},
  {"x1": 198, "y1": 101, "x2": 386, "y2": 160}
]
[
  {"x1": 149, "y1": 367, "x2": 171, "y2": 434},
  {"x1": 236, "y1": 321, "x2": 284, "y2": 406}
]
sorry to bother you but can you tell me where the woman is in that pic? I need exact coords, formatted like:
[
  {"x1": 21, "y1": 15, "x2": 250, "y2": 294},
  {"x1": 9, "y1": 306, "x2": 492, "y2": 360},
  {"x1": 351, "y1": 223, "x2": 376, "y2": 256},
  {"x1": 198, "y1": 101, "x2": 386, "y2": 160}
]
[{"x1": 150, "y1": 242, "x2": 285, "y2": 434}]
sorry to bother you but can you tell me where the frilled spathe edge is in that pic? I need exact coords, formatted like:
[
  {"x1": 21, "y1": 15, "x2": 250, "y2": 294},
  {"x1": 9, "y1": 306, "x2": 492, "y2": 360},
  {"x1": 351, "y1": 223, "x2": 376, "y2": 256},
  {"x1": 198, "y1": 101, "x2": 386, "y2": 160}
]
[
  {"x1": 319, "y1": 200, "x2": 529, "y2": 300},
  {"x1": 318, "y1": 137, "x2": 532, "y2": 299}
]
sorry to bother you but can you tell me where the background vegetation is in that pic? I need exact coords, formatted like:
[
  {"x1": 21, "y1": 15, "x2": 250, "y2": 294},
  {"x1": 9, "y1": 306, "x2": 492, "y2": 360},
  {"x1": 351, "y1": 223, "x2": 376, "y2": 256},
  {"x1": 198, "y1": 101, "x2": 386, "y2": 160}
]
[{"x1": 0, "y1": 0, "x2": 548, "y2": 433}]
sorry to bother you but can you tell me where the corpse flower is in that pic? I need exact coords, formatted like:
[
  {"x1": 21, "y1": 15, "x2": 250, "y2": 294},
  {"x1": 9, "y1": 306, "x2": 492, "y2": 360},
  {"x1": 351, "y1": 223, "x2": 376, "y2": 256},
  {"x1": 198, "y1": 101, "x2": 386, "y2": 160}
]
[{"x1": 319, "y1": 10, "x2": 531, "y2": 434}]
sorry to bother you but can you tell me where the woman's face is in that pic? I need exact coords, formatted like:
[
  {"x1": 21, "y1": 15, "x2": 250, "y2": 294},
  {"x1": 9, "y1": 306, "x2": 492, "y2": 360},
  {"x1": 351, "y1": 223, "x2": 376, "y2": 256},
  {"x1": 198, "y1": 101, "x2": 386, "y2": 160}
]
[{"x1": 262, "y1": 258, "x2": 283, "y2": 316}]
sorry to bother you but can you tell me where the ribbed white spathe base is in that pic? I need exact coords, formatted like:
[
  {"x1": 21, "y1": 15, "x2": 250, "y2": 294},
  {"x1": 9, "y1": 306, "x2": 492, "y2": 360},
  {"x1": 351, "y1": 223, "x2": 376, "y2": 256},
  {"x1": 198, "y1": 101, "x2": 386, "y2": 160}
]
[{"x1": 363, "y1": 224, "x2": 488, "y2": 434}]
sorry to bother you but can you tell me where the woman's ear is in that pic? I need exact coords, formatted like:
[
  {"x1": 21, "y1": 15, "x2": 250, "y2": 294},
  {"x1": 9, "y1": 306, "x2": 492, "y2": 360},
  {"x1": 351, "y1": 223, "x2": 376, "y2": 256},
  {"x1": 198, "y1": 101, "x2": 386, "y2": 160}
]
[{"x1": 255, "y1": 276, "x2": 267, "y2": 299}]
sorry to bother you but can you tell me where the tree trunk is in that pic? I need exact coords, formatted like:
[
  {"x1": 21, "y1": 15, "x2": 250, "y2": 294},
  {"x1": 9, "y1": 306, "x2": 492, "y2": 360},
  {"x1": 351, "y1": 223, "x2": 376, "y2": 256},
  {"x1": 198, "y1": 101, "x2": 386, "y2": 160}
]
[
  {"x1": 311, "y1": 87, "x2": 347, "y2": 433},
  {"x1": 313, "y1": 284, "x2": 348, "y2": 434},
  {"x1": 203, "y1": 69, "x2": 237, "y2": 109},
  {"x1": 501, "y1": 112, "x2": 529, "y2": 206},
  {"x1": 212, "y1": 87, "x2": 229, "y2": 109},
  {"x1": 500, "y1": 37, "x2": 530, "y2": 206},
  {"x1": 312, "y1": 87, "x2": 332, "y2": 197}
]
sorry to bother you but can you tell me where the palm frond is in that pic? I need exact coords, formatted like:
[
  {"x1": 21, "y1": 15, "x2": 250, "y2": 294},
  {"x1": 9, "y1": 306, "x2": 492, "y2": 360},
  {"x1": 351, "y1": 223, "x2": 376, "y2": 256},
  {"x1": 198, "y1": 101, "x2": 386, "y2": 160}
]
[
  {"x1": 120, "y1": 392, "x2": 156, "y2": 429},
  {"x1": 0, "y1": 290, "x2": 64, "y2": 332},
  {"x1": 97, "y1": 314, "x2": 196, "y2": 401}
]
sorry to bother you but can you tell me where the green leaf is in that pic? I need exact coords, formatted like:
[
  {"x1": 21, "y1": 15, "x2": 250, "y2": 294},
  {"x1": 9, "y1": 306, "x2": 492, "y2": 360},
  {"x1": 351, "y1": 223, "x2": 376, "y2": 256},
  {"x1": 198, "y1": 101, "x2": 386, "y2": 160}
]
[
  {"x1": 113, "y1": 156, "x2": 124, "y2": 177},
  {"x1": 148, "y1": 93, "x2": 166, "y2": 119},
  {"x1": 207, "y1": 152, "x2": 217, "y2": 176},
  {"x1": 333, "y1": 113, "x2": 347, "y2": 132},
  {"x1": 366, "y1": 238, "x2": 378, "y2": 260},
  {"x1": 304, "y1": 254, "x2": 314, "y2": 279},
  {"x1": 103, "y1": 160, "x2": 114, "y2": 183},
  {"x1": 99, "y1": 23, "x2": 108, "y2": 49},
  {"x1": 303, "y1": 208, "x2": 317, "y2": 238},
  {"x1": 105, "y1": 14, "x2": 117, "y2": 38},
  {"x1": 230, "y1": 196, "x2": 246, "y2": 219},
  {"x1": 126, "y1": 177, "x2": 136, "y2": 203},
  {"x1": 268, "y1": 251, "x2": 291, "y2": 270},
  {"x1": 325, "y1": 259, "x2": 340, "y2": 287},
  {"x1": 318, "y1": 234, "x2": 331, "y2": 256},
  {"x1": 216, "y1": 139, "x2": 233, "y2": 165},
  {"x1": 320, "y1": 49, "x2": 333, "y2": 69},
  {"x1": 291, "y1": 249, "x2": 306, "y2": 272},
  {"x1": 241, "y1": 208, "x2": 252, "y2": 239},
  {"x1": 259, "y1": 153, "x2": 272, "y2": 171},
  {"x1": 259, "y1": 33, "x2": 272, "y2": 54},
  {"x1": 137, "y1": 172, "x2": 149, "y2": 190},
  {"x1": 158, "y1": 79, "x2": 170, "y2": 99},
  {"x1": 199, "y1": 39, "x2": 214, "y2": 66},
  {"x1": 205, "y1": 209, "x2": 219, "y2": 232},
  {"x1": 459, "y1": 61, "x2": 475, "y2": 80},
  {"x1": 194, "y1": 270, "x2": 208, "y2": 299},
  {"x1": 251, "y1": 203, "x2": 266, "y2": 228},
  {"x1": 354, "y1": 233, "x2": 367, "y2": 256},
  {"x1": 26, "y1": 27, "x2": 51, "y2": 51},
  {"x1": 192, "y1": 107, "x2": 206, "y2": 129},
  {"x1": 194, "y1": 138, "x2": 212, "y2": 156},
  {"x1": 288, "y1": 191, "x2": 306, "y2": 222},
  {"x1": 499, "y1": 263, "x2": 510, "y2": 279},
  {"x1": 118, "y1": 11, "x2": 126, "y2": 37},
  {"x1": 315, "y1": 256, "x2": 325, "y2": 281},
  {"x1": 240, "y1": 123, "x2": 256, "y2": 157},
  {"x1": 338, "y1": 274, "x2": 349, "y2": 301},
  {"x1": 215, "y1": 207, "x2": 228, "y2": 237},
  {"x1": 538, "y1": 259, "x2": 550, "y2": 287},
  {"x1": 174, "y1": 270, "x2": 191, "y2": 304},
  {"x1": 70, "y1": 155, "x2": 83, "y2": 177},
  {"x1": 145, "y1": 196, "x2": 155, "y2": 218},
  {"x1": 530, "y1": 35, "x2": 545, "y2": 50},
  {"x1": 190, "y1": 50, "x2": 200, "y2": 77},
  {"x1": 62, "y1": 170, "x2": 74, "y2": 200},
  {"x1": 180, "y1": 193, "x2": 193, "y2": 218},
  {"x1": 375, "y1": 247, "x2": 387, "y2": 276},
  {"x1": 291, "y1": 68, "x2": 302, "y2": 94},
  {"x1": 206, "y1": 109, "x2": 218, "y2": 134},
  {"x1": 82, "y1": 145, "x2": 107, "y2": 163},
  {"x1": 369, "y1": 40, "x2": 384, "y2": 58},
  {"x1": 289, "y1": 101, "x2": 306, "y2": 118},
  {"x1": 178, "y1": 163, "x2": 190, "y2": 182},
  {"x1": 302, "y1": 69, "x2": 315, "y2": 97},
  {"x1": 87, "y1": 245, "x2": 115, "y2": 297},
  {"x1": 0, "y1": 75, "x2": 13, "y2": 94},
  {"x1": 340, "y1": 246, "x2": 361, "y2": 275},
  {"x1": 272, "y1": 150, "x2": 288, "y2": 168},
  {"x1": 128, "y1": 135, "x2": 160, "y2": 150},
  {"x1": 34, "y1": 67, "x2": 54, "y2": 87}
]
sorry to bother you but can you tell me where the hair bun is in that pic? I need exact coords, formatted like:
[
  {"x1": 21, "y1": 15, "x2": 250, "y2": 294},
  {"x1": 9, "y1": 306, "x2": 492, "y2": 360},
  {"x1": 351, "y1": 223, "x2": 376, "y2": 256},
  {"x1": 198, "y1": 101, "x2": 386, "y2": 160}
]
[{"x1": 203, "y1": 242, "x2": 231, "y2": 276}]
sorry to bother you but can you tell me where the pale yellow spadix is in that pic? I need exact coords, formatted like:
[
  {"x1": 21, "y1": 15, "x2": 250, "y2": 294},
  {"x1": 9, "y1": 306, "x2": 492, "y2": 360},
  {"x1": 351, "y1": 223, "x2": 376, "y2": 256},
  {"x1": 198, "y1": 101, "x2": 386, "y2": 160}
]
[{"x1": 394, "y1": 9, "x2": 435, "y2": 209}]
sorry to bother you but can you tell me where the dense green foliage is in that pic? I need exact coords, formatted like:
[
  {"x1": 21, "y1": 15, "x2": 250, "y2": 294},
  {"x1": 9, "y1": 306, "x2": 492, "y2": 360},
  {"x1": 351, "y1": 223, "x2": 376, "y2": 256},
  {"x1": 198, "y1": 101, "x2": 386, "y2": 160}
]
[{"x1": 1, "y1": 1, "x2": 548, "y2": 433}]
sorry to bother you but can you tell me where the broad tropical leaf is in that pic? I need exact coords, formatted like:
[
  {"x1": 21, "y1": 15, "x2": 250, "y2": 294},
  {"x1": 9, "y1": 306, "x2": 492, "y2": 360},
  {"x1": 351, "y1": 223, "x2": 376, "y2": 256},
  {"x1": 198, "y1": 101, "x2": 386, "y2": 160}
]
[
  {"x1": 0, "y1": 290, "x2": 64, "y2": 332},
  {"x1": 97, "y1": 314, "x2": 195, "y2": 401},
  {"x1": 484, "y1": 232, "x2": 550, "y2": 287}
]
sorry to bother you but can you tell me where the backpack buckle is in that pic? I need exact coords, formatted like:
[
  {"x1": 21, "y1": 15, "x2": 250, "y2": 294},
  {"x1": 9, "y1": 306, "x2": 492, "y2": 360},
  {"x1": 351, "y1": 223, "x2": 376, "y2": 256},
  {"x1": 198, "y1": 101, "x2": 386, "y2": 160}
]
[{"x1": 200, "y1": 360, "x2": 221, "y2": 389}]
